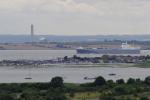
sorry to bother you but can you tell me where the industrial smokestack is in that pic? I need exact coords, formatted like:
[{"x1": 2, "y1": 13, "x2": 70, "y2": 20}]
[{"x1": 31, "y1": 24, "x2": 34, "y2": 43}]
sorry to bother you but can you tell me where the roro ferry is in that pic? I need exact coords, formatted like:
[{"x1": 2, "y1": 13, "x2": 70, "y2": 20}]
[{"x1": 76, "y1": 42, "x2": 141, "y2": 55}]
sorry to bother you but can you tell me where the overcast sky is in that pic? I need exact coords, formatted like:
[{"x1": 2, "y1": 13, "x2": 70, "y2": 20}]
[{"x1": 0, "y1": 0, "x2": 150, "y2": 35}]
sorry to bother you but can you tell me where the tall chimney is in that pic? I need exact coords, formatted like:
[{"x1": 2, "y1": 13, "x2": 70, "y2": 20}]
[{"x1": 31, "y1": 24, "x2": 34, "y2": 43}]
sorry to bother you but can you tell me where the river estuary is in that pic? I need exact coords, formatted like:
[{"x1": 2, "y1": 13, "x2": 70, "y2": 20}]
[
  {"x1": 0, "y1": 50, "x2": 149, "y2": 83},
  {"x1": 0, "y1": 66, "x2": 149, "y2": 83},
  {"x1": 0, "y1": 50, "x2": 149, "y2": 60}
]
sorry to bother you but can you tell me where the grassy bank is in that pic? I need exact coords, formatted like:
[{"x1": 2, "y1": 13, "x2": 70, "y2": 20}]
[
  {"x1": 134, "y1": 61, "x2": 150, "y2": 68},
  {"x1": 46, "y1": 63, "x2": 135, "y2": 68}
]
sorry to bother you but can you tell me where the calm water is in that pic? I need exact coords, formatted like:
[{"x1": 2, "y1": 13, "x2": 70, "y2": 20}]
[
  {"x1": 0, "y1": 66, "x2": 150, "y2": 83},
  {"x1": 0, "y1": 50, "x2": 76, "y2": 60},
  {"x1": 0, "y1": 50, "x2": 149, "y2": 60},
  {"x1": 0, "y1": 50, "x2": 149, "y2": 83}
]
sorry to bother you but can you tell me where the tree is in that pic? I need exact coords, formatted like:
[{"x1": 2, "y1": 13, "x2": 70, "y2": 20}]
[
  {"x1": 50, "y1": 77, "x2": 64, "y2": 88},
  {"x1": 64, "y1": 56, "x2": 68, "y2": 61},
  {"x1": 116, "y1": 79, "x2": 125, "y2": 84},
  {"x1": 127, "y1": 78, "x2": 135, "y2": 84},
  {"x1": 102, "y1": 55, "x2": 109, "y2": 63},
  {"x1": 73, "y1": 55, "x2": 78, "y2": 59},
  {"x1": 135, "y1": 78, "x2": 142, "y2": 83},
  {"x1": 107, "y1": 80, "x2": 114, "y2": 87},
  {"x1": 144, "y1": 76, "x2": 150, "y2": 85},
  {"x1": 93, "y1": 76, "x2": 106, "y2": 86}
]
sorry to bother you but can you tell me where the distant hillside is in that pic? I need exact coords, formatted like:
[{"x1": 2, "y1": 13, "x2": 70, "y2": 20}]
[{"x1": 0, "y1": 35, "x2": 149, "y2": 43}]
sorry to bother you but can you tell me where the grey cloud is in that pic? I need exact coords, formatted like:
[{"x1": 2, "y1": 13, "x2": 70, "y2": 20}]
[{"x1": 0, "y1": 0, "x2": 150, "y2": 35}]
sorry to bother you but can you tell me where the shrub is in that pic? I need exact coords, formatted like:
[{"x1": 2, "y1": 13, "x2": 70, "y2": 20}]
[
  {"x1": 114, "y1": 86, "x2": 128, "y2": 95},
  {"x1": 69, "y1": 91, "x2": 75, "y2": 98},
  {"x1": 0, "y1": 94, "x2": 15, "y2": 100},
  {"x1": 140, "y1": 96, "x2": 149, "y2": 100},
  {"x1": 46, "y1": 91, "x2": 67, "y2": 100},
  {"x1": 99, "y1": 93, "x2": 116, "y2": 100}
]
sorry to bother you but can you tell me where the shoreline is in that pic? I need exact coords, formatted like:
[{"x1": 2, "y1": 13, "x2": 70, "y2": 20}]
[
  {"x1": 45, "y1": 63, "x2": 135, "y2": 68},
  {"x1": 0, "y1": 63, "x2": 142, "y2": 68}
]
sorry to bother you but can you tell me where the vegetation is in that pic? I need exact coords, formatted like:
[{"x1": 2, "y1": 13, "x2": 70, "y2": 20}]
[
  {"x1": 93, "y1": 76, "x2": 106, "y2": 86},
  {"x1": 2, "y1": 76, "x2": 150, "y2": 100},
  {"x1": 136, "y1": 61, "x2": 150, "y2": 68},
  {"x1": 50, "y1": 76, "x2": 64, "y2": 88},
  {"x1": 2, "y1": 55, "x2": 150, "y2": 67}
]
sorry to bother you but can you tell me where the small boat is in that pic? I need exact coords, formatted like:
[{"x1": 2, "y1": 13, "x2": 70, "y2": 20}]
[
  {"x1": 24, "y1": 68, "x2": 32, "y2": 80},
  {"x1": 84, "y1": 77, "x2": 88, "y2": 80},
  {"x1": 108, "y1": 73, "x2": 116, "y2": 76},
  {"x1": 84, "y1": 77, "x2": 96, "y2": 80},
  {"x1": 24, "y1": 77, "x2": 32, "y2": 80}
]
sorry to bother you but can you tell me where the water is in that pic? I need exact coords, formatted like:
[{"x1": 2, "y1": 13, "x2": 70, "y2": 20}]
[
  {"x1": 0, "y1": 50, "x2": 149, "y2": 83},
  {"x1": 0, "y1": 66, "x2": 150, "y2": 83},
  {"x1": 0, "y1": 50, "x2": 149, "y2": 60},
  {"x1": 0, "y1": 50, "x2": 76, "y2": 60}
]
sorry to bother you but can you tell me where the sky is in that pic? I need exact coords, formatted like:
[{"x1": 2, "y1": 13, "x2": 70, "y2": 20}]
[{"x1": 0, "y1": 0, "x2": 150, "y2": 35}]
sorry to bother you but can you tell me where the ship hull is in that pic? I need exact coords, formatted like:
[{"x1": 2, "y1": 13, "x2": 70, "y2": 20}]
[{"x1": 76, "y1": 49, "x2": 140, "y2": 54}]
